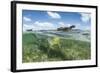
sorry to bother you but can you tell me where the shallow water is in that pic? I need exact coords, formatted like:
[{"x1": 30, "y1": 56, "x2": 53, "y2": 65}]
[{"x1": 25, "y1": 30, "x2": 91, "y2": 42}]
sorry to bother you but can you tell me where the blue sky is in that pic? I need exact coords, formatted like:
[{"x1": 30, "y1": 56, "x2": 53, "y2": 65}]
[{"x1": 22, "y1": 10, "x2": 91, "y2": 31}]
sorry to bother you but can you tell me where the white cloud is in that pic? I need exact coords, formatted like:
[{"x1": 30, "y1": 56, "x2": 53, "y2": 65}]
[
  {"x1": 47, "y1": 11, "x2": 61, "y2": 19},
  {"x1": 23, "y1": 16, "x2": 32, "y2": 22},
  {"x1": 84, "y1": 26, "x2": 91, "y2": 30},
  {"x1": 75, "y1": 23, "x2": 90, "y2": 30},
  {"x1": 80, "y1": 13, "x2": 91, "y2": 23},
  {"x1": 34, "y1": 21, "x2": 56, "y2": 30},
  {"x1": 75, "y1": 24, "x2": 81, "y2": 29},
  {"x1": 23, "y1": 21, "x2": 56, "y2": 31},
  {"x1": 58, "y1": 22, "x2": 71, "y2": 27},
  {"x1": 35, "y1": 21, "x2": 53, "y2": 27}
]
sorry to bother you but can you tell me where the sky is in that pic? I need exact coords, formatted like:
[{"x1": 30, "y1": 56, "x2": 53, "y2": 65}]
[{"x1": 22, "y1": 10, "x2": 91, "y2": 31}]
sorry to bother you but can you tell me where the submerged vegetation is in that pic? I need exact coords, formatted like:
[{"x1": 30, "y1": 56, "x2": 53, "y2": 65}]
[{"x1": 22, "y1": 32, "x2": 91, "y2": 63}]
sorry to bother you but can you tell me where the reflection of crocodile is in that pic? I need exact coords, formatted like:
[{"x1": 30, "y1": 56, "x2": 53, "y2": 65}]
[
  {"x1": 26, "y1": 29, "x2": 32, "y2": 31},
  {"x1": 57, "y1": 25, "x2": 75, "y2": 31},
  {"x1": 82, "y1": 33, "x2": 90, "y2": 35}
]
